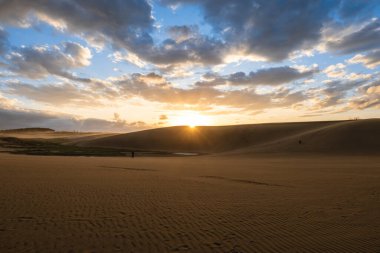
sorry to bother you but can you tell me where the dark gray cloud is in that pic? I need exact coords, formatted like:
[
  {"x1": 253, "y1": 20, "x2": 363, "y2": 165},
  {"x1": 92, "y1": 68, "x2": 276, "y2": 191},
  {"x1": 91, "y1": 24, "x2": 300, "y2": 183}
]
[
  {"x1": 141, "y1": 33, "x2": 225, "y2": 66},
  {"x1": 167, "y1": 25, "x2": 198, "y2": 42},
  {"x1": 6, "y1": 42, "x2": 92, "y2": 81},
  {"x1": 326, "y1": 19, "x2": 380, "y2": 54},
  {"x1": 0, "y1": 28, "x2": 8, "y2": 55},
  {"x1": 161, "y1": 0, "x2": 342, "y2": 61},
  {"x1": 196, "y1": 66, "x2": 318, "y2": 87},
  {"x1": 229, "y1": 66, "x2": 318, "y2": 85},
  {"x1": 0, "y1": 108, "x2": 148, "y2": 132},
  {"x1": 0, "y1": 0, "x2": 154, "y2": 51},
  {"x1": 140, "y1": 24, "x2": 226, "y2": 67},
  {"x1": 161, "y1": 0, "x2": 380, "y2": 61}
]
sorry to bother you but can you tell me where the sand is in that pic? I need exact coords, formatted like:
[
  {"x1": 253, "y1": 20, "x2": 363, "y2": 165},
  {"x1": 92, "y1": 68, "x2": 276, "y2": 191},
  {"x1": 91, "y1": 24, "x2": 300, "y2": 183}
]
[{"x1": 1, "y1": 153, "x2": 379, "y2": 252}]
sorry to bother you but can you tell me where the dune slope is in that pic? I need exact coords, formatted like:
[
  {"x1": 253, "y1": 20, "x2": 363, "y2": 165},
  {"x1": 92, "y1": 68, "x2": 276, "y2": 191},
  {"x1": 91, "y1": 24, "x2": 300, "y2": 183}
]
[
  {"x1": 78, "y1": 120, "x2": 336, "y2": 152},
  {"x1": 235, "y1": 119, "x2": 380, "y2": 155},
  {"x1": 78, "y1": 119, "x2": 380, "y2": 154}
]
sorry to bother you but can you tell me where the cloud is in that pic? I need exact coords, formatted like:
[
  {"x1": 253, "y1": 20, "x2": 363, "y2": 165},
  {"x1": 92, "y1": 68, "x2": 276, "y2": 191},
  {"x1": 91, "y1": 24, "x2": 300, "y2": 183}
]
[
  {"x1": 158, "y1": 114, "x2": 169, "y2": 125},
  {"x1": 3, "y1": 65, "x2": 319, "y2": 113},
  {"x1": 310, "y1": 78, "x2": 370, "y2": 109},
  {"x1": 2, "y1": 64, "x2": 373, "y2": 121},
  {"x1": 0, "y1": 108, "x2": 149, "y2": 132},
  {"x1": 159, "y1": 114, "x2": 168, "y2": 120},
  {"x1": 161, "y1": 0, "x2": 342, "y2": 61},
  {"x1": 326, "y1": 19, "x2": 380, "y2": 54},
  {"x1": 1, "y1": 0, "x2": 379, "y2": 75},
  {"x1": 345, "y1": 82, "x2": 380, "y2": 110},
  {"x1": 111, "y1": 51, "x2": 147, "y2": 68},
  {"x1": 142, "y1": 35, "x2": 225, "y2": 67},
  {"x1": 0, "y1": 28, "x2": 9, "y2": 55},
  {"x1": 1, "y1": 75, "x2": 374, "y2": 131},
  {"x1": 196, "y1": 66, "x2": 318, "y2": 87},
  {"x1": 133, "y1": 72, "x2": 169, "y2": 87},
  {"x1": 64, "y1": 42, "x2": 92, "y2": 66},
  {"x1": 3, "y1": 75, "x2": 123, "y2": 107},
  {"x1": 0, "y1": 1, "x2": 227, "y2": 68},
  {"x1": 0, "y1": 0, "x2": 154, "y2": 51},
  {"x1": 348, "y1": 50, "x2": 380, "y2": 69},
  {"x1": 167, "y1": 25, "x2": 198, "y2": 43},
  {"x1": 367, "y1": 85, "x2": 380, "y2": 94},
  {"x1": 113, "y1": 71, "x2": 311, "y2": 111},
  {"x1": 6, "y1": 42, "x2": 92, "y2": 81},
  {"x1": 324, "y1": 63, "x2": 346, "y2": 78},
  {"x1": 160, "y1": 1, "x2": 380, "y2": 63},
  {"x1": 4, "y1": 81, "x2": 100, "y2": 106},
  {"x1": 338, "y1": 0, "x2": 380, "y2": 22},
  {"x1": 2, "y1": 0, "x2": 378, "y2": 69},
  {"x1": 0, "y1": 92, "x2": 16, "y2": 109},
  {"x1": 0, "y1": 0, "x2": 219, "y2": 68},
  {"x1": 347, "y1": 96, "x2": 380, "y2": 110},
  {"x1": 347, "y1": 82, "x2": 380, "y2": 110}
]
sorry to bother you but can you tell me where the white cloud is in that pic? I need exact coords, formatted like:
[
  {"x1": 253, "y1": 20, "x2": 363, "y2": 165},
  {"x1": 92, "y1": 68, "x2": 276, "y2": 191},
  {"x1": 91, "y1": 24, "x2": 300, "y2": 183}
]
[{"x1": 324, "y1": 63, "x2": 346, "y2": 78}]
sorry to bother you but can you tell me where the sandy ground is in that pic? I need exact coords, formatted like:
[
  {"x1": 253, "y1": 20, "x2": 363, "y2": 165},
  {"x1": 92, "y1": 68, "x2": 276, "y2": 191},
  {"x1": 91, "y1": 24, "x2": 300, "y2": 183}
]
[{"x1": 0, "y1": 153, "x2": 379, "y2": 252}]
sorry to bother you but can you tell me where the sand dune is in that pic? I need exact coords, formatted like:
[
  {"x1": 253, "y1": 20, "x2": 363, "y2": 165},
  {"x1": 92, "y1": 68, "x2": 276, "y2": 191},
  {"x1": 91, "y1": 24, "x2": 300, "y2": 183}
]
[
  {"x1": 232, "y1": 118, "x2": 380, "y2": 155},
  {"x1": 78, "y1": 119, "x2": 380, "y2": 155}
]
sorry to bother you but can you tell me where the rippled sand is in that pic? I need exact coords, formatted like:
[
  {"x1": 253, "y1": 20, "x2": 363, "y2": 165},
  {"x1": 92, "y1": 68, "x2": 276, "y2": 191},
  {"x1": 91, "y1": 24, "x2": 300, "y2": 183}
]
[{"x1": 1, "y1": 153, "x2": 380, "y2": 252}]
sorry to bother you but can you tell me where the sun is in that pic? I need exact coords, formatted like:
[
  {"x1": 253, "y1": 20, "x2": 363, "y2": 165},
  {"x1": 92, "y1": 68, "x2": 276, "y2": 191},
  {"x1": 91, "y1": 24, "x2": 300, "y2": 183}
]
[{"x1": 170, "y1": 111, "x2": 212, "y2": 128}]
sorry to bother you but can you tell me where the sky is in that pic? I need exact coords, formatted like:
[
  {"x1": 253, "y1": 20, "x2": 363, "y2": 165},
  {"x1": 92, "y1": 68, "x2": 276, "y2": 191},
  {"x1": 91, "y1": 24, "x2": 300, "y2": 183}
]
[{"x1": 0, "y1": 0, "x2": 380, "y2": 132}]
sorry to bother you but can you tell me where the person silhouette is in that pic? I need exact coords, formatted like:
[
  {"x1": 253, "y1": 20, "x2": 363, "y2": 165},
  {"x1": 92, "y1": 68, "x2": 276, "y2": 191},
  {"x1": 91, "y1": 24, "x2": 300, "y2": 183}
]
[{"x1": 131, "y1": 151, "x2": 135, "y2": 158}]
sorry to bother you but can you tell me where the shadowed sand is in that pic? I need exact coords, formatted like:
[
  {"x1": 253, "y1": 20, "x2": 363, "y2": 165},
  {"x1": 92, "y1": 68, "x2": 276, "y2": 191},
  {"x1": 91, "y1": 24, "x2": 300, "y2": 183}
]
[
  {"x1": 78, "y1": 119, "x2": 380, "y2": 155},
  {"x1": 0, "y1": 153, "x2": 379, "y2": 252}
]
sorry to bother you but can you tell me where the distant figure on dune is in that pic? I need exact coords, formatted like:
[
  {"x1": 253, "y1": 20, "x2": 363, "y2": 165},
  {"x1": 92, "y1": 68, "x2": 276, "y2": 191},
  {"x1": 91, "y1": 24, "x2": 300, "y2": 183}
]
[
  {"x1": 299, "y1": 140, "x2": 302, "y2": 144},
  {"x1": 131, "y1": 151, "x2": 135, "y2": 158}
]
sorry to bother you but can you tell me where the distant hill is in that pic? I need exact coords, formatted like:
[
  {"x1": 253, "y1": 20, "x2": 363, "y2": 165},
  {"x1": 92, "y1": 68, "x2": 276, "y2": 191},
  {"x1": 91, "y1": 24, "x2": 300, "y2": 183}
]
[
  {"x1": 0, "y1": 127, "x2": 55, "y2": 133},
  {"x1": 77, "y1": 119, "x2": 380, "y2": 155}
]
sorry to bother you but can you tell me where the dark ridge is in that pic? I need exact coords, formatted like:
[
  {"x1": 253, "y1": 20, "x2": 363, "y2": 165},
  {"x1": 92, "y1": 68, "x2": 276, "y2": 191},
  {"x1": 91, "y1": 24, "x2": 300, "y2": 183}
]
[{"x1": 0, "y1": 127, "x2": 55, "y2": 133}]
